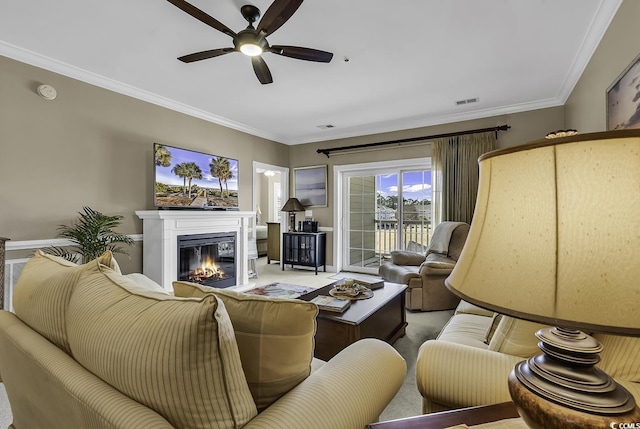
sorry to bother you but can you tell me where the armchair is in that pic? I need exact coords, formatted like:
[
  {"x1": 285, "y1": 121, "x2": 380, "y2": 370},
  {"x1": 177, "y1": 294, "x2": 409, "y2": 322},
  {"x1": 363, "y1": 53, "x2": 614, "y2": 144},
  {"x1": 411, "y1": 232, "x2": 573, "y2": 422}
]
[{"x1": 378, "y1": 221, "x2": 470, "y2": 311}]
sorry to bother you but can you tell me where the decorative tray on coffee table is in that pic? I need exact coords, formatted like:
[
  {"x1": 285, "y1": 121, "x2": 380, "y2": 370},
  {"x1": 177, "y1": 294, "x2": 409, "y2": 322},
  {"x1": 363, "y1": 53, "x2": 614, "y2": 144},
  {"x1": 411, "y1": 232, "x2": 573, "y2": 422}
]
[{"x1": 329, "y1": 283, "x2": 373, "y2": 300}]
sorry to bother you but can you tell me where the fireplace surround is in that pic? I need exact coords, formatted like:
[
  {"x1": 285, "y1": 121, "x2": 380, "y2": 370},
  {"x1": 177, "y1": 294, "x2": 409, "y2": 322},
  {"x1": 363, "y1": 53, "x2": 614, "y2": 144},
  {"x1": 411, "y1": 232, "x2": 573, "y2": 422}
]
[{"x1": 135, "y1": 210, "x2": 255, "y2": 290}]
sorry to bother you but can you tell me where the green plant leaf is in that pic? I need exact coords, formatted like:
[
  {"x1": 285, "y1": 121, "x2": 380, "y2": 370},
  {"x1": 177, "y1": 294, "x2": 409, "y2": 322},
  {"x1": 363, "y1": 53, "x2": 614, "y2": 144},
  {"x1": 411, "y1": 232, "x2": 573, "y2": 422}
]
[{"x1": 44, "y1": 206, "x2": 133, "y2": 264}]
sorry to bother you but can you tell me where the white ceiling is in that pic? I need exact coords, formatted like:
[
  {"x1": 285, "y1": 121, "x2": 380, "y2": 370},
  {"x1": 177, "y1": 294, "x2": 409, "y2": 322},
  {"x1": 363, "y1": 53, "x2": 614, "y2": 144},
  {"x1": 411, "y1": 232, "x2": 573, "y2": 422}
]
[{"x1": 0, "y1": 0, "x2": 621, "y2": 145}]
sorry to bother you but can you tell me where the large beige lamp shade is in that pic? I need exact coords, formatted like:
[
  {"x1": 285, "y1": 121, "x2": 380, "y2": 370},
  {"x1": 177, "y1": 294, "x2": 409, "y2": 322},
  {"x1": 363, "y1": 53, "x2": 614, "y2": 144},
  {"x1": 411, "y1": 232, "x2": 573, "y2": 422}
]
[{"x1": 446, "y1": 130, "x2": 640, "y2": 428}]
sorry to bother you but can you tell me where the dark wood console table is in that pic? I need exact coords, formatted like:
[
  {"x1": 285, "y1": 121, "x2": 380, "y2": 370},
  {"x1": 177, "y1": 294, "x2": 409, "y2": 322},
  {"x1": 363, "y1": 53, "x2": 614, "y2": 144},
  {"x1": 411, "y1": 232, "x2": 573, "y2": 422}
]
[{"x1": 282, "y1": 232, "x2": 326, "y2": 274}]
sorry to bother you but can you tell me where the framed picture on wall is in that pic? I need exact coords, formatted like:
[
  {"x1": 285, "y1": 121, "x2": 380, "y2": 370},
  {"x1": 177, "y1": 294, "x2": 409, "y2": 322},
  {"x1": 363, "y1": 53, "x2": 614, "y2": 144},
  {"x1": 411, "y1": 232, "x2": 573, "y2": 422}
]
[
  {"x1": 606, "y1": 52, "x2": 640, "y2": 130},
  {"x1": 294, "y1": 165, "x2": 327, "y2": 207}
]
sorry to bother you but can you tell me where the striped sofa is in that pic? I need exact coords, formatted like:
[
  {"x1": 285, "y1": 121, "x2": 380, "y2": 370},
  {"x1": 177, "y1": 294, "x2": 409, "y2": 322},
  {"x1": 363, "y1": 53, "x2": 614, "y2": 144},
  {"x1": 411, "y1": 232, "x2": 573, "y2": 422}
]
[
  {"x1": 416, "y1": 300, "x2": 640, "y2": 414},
  {"x1": 0, "y1": 251, "x2": 406, "y2": 429}
]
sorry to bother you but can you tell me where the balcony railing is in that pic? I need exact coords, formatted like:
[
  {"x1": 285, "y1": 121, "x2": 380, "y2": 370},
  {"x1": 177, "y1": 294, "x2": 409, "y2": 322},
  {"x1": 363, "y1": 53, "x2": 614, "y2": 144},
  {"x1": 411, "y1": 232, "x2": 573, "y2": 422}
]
[{"x1": 375, "y1": 219, "x2": 432, "y2": 258}]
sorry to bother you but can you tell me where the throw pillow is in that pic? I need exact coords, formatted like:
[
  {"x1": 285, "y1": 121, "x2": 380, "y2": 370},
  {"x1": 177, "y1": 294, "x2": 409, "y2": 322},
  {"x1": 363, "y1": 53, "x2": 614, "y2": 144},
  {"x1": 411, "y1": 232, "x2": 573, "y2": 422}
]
[
  {"x1": 12, "y1": 250, "x2": 116, "y2": 354},
  {"x1": 123, "y1": 272, "x2": 168, "y2": 293},
  {"x1": 484, "y1": 313, "x2": 503, "y2": 345},
  {"x1": 488, "y1": 316, "x2": 549, "y2": 357},
  {"x1": 454, "y1": 300, "x2": 495, "y2": 318},
  {"x1": 594, "y1": 333, "x2": 640, "y2": 383},
  {"x1": 173, "y1": 281, "x2": 318, "y2": 411},
  {"x1": 67, "y1": 262, "x2": 257, "y2": 429},
  {"x1": 389, "y1": 250, "x2": 425, "y2": 266}
]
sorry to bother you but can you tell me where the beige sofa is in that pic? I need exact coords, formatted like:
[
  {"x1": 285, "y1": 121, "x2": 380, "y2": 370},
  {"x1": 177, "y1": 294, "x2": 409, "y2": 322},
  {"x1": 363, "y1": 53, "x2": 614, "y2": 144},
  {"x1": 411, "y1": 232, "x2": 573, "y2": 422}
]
[
  {"x1": 0, "y1": 251, "x2": 406, "y2": 429},
  {"x1": 416, "y1": 301, "x2": 640, "y2": 414},
  {"x1": 379, "y1": 222, "x2": 470, "y2": 311}
]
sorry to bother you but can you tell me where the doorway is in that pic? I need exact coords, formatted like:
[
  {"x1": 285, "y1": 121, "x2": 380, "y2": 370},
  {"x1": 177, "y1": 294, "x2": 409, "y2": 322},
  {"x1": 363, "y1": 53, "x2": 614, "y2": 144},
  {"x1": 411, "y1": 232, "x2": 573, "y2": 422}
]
[{"x1": 252, "y1": 162, "x2": 288, "y2": 270}]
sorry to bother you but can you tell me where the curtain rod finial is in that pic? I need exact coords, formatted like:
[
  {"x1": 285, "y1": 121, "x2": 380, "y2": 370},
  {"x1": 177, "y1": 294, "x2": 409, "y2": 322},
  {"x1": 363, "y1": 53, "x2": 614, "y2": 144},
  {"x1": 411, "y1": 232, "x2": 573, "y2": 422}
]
[{"x1": 316, "y1": 148, "x2": 331, "y2": 158}]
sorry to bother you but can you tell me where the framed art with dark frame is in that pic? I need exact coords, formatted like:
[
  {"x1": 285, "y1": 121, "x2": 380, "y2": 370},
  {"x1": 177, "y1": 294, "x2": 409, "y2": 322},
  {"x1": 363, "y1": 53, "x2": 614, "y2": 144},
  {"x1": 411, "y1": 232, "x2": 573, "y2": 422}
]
[
  {"x1": 294, "y1": 165, "x2": 328, "y2": 207},
  {"x1": 606, "y1": 52, "x2": 640, "y2": 130}
]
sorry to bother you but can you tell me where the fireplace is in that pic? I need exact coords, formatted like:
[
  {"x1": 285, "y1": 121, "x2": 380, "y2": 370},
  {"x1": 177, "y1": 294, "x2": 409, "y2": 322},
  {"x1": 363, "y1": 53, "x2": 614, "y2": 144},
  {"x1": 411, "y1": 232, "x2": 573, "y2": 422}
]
[
  {"x1": 177, "y1": 232, "x2": 236, "y2": 288},
  {"x1": 136, "y1": 210, "x2": 254, "y2": 290}
]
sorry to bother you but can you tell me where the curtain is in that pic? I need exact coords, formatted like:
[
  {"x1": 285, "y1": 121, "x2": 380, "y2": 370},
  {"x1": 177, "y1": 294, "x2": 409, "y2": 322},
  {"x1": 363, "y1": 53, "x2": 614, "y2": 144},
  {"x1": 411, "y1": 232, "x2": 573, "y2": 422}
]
[{"x1": 431, "y1": 131, "x2": 497, "y2": 225}]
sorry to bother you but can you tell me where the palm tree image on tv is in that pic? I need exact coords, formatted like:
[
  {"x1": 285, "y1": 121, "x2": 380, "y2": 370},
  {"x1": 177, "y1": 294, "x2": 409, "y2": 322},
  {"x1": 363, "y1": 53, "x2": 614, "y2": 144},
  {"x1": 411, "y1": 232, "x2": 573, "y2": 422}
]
[
  {"x1": 154, "y1": 143, "x2": 239, "y2": 208},
  {"x1": 155, "y1": 144, "x2": 172, "y2": 167},
  {"x1": 210, "y1": 156, "x2": 233, "y2": 198}
]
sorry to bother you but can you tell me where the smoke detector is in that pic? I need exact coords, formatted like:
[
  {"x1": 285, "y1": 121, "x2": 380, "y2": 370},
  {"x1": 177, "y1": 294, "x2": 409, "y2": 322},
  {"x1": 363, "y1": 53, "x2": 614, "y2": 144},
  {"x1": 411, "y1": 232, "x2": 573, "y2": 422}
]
[{"x1": 37, "y1": 84, "x2": 57, "y2": 100}]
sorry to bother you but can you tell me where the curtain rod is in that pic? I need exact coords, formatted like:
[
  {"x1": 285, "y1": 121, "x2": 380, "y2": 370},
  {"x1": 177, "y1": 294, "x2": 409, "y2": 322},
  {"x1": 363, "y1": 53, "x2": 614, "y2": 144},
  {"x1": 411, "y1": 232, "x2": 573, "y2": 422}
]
[{"x1": 316, "y1": 124, "x2": 511, "y2": 157}]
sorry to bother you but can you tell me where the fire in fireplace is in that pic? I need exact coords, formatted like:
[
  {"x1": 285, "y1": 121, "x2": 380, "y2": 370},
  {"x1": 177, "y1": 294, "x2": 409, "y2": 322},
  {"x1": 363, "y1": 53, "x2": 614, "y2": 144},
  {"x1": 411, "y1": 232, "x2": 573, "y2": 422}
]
[{"x1": 177, "y1": 232, "x2": 236, "y2": 288}]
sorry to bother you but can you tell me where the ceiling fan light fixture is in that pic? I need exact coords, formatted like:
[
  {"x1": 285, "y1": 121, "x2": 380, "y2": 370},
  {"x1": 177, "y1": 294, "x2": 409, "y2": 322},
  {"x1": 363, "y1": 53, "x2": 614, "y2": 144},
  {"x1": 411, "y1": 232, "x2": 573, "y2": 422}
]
[
  {"x1": 235, "y1": 29, "x2": 266, "y2": 56},
  {"x1": 240, "y1": 43, "x2": 263, "y2": 56},
  {"x1": 168, "y1": 0, "x2": 334, "y2": 83}
]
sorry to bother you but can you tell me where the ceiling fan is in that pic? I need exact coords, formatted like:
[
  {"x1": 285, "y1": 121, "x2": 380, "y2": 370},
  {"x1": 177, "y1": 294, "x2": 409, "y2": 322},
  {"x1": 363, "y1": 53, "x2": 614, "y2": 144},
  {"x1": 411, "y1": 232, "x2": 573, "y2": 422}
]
[{"x1": 167, "y1": 0, "x2": 334, "y2": 84}]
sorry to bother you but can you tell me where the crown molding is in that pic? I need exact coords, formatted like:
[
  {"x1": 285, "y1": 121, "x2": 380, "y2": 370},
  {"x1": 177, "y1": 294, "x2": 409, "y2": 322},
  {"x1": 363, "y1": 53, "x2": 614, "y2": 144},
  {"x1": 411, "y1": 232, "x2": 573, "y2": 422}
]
[
  {"x1": 1, "y1": 0, "x2": 621, "y2": 147},
  {"x1": 554, "y1": 0, "x2": 622, "y2": 103},
  {"x1": 0, "y1": 41, "x2": 284, "y2": 143},
  {"x1": 288, "y1": 97, "x2": 564, "y2": 145}
]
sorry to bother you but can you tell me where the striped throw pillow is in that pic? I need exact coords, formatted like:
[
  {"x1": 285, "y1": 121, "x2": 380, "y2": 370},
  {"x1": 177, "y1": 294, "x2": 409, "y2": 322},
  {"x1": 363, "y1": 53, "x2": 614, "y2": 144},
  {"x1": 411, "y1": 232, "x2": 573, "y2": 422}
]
[
  {"x1": 12, "y1": 250, "x2": 116, "y2": 354},
  {"x1": 595, "y1": 333, "x2": 640, "y2": 383},
  {"x1": 67, "y1": 261, "x2": 257, "y2": 429}
]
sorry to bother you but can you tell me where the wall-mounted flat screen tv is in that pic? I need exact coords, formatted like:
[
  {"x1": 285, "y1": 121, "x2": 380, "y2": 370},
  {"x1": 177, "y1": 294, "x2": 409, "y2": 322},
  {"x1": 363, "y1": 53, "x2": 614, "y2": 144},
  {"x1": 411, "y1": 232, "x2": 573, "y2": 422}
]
[{"x1": 154, "y1": 143, "x2": 239, "y2": 209}]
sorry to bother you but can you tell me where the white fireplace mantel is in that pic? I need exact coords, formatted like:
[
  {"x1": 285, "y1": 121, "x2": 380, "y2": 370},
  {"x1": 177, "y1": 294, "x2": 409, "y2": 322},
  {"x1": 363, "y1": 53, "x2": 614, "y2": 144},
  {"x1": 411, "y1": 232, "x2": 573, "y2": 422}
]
[{"x1": 135, "y1": 210, "x2": 255, "y2": 290}]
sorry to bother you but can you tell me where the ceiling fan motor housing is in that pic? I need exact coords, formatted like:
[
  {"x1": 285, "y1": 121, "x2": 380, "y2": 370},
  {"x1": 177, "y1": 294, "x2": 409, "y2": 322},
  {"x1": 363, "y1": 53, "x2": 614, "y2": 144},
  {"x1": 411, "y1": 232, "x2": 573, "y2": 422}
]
[
  {"x1": 234, "y1": 28, "x2": 268, "y2": 54},
  {"x1": 240, "y1": 5, "x2": 261, "y2": 23}
]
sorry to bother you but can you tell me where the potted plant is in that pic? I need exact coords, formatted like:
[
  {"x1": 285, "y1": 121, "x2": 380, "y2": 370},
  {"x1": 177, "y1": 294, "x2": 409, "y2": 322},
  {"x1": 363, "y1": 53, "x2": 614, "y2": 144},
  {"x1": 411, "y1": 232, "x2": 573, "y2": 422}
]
[{"x1": 44, "y1": 206, "x2": 133, "y2": 263}]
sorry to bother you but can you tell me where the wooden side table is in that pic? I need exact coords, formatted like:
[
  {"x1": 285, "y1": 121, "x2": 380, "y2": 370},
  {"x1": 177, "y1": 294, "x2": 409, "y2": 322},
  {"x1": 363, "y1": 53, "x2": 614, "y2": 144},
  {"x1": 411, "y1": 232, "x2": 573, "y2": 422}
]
[
  {"x1": 266, "y1": 222, "x2": 280, "y2": 264},
  {"x1": 367, "y1": 402, "x2": 520, "y2": 428}
]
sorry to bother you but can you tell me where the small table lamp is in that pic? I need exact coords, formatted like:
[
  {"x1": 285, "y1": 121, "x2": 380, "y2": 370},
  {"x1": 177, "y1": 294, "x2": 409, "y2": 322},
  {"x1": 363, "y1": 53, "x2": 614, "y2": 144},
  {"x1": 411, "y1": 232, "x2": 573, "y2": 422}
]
[
  {"x1": 281, "y1": 197, "x2": 305, "y2": 232},
  {"x1": 255, "y1": 205, "x2": 262, "y2": 224},
  {"x1": 446, "y1": 130, "x2": 640, "y2": 428}
]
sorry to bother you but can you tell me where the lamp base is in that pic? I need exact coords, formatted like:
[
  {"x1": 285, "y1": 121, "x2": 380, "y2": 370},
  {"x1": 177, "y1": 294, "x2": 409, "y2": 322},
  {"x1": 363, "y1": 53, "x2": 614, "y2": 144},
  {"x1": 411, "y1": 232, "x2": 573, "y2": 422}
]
[
  {"x1": 509, "y1": 372, "x2": 640, "y2": 429},
  {"x1": 508, "y1": 327, "x2": 640, "y2": 429},
  {"x1": 288, "y1": 212, "x2": 297, "y2": 232}
]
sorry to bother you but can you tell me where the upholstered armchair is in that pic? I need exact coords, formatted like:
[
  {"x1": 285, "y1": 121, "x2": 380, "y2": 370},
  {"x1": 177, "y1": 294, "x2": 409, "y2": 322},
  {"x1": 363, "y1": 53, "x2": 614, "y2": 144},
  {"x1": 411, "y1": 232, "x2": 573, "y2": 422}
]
[{"x1": 378, "y1": 221, "x2": 470, "y2": 311}]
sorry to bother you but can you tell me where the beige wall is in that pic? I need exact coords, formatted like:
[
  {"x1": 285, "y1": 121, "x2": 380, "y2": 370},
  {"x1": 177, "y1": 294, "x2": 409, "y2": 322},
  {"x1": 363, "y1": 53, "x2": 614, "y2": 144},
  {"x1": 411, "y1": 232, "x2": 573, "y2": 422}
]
[
  {"x1": 565, "y1": 0, "x2": 640, "y2": 132},
  {"x1": 0, "y1": 56, "x2": 288, "y2": 273}
]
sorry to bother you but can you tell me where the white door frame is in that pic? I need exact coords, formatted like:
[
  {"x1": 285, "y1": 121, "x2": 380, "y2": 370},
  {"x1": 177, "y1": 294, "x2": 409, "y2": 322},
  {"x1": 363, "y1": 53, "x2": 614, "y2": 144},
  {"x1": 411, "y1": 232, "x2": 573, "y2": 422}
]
[
  {"x1": 333, "y1": 157, "x2": 430, "y2": 274},
  {"x1": 252, "y1": 162, "x2": 289, "y2": 262}
]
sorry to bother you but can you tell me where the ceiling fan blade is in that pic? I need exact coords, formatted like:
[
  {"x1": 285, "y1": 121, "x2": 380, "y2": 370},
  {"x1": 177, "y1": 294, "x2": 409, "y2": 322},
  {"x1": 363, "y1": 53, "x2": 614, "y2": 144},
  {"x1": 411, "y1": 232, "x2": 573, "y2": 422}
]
[
  {"x1": 256, "y1": 0, "x2": 303, "y2": 36},
  {"x1": 251, "y1": 56, "x2": 273, "y2": 85},
  {"x1": 178, "y1": 48, "x2": 235, "y2": 63},
  {"x1": 270, "y1": 45, "x2": 333, "y2": 63},
  {"x1": 167, "y1": 0, "x2": 236, "y2": 37}
]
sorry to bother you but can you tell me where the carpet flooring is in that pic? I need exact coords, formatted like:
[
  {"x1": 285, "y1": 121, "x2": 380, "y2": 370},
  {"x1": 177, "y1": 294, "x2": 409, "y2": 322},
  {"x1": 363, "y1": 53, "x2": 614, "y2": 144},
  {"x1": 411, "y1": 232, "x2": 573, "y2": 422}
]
[
  {"x1": 378, "y1": 308, "x2": 454, "y2": 421},
  {"x1": 0, "y1": 258, "x2": 453, "y2": 425},
  {"x1": 0, "y1": 384, "x2": 9, "y2": 428}
]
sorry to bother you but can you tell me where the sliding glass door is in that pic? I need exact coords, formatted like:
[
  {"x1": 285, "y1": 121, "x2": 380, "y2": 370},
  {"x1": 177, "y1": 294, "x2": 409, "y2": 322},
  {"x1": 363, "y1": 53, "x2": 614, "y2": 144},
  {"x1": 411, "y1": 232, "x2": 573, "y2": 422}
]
[{"x1": 341, "y1": 161, "x2": 431, "y2": 274}]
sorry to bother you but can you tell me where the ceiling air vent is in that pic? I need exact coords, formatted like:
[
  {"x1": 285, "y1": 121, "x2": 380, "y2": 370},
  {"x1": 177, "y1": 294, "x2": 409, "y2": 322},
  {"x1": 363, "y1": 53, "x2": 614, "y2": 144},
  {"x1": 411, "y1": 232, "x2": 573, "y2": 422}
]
[
  {"x1": 455, "y1": 97, "x2": 479, "y2": 106},
  {"x1": 317, "y1": 124, "x2": 335, "y2": 129}
]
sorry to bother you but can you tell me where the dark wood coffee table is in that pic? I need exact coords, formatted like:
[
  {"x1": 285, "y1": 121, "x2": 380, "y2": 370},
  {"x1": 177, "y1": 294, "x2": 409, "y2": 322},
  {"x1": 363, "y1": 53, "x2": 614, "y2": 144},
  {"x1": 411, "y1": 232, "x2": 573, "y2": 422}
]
[
  {"x1": 301, "y1": 282, "x2": 407, "y2": 361},
  {"x1": 367, "y1": 402, "x2": 521, "y2": 428}
]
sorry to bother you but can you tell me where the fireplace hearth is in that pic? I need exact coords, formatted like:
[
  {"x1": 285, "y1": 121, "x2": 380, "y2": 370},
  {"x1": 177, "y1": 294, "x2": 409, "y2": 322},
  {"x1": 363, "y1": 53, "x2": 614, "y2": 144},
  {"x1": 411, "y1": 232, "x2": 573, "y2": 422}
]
[{"x1": 178, "y1": 232, "x2": 236, "y2": 288}]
